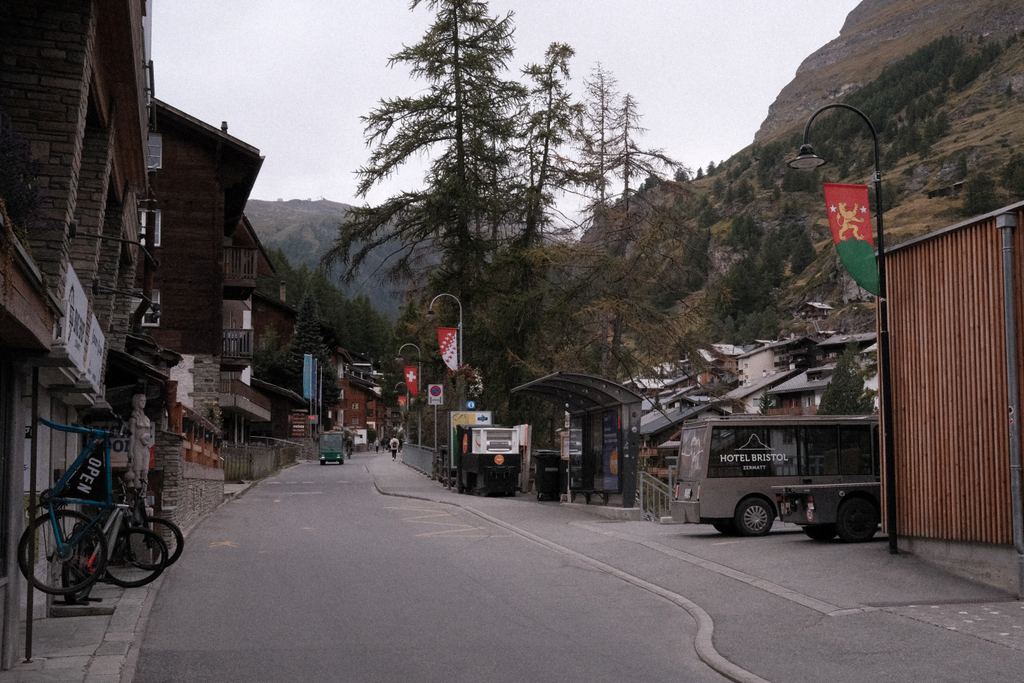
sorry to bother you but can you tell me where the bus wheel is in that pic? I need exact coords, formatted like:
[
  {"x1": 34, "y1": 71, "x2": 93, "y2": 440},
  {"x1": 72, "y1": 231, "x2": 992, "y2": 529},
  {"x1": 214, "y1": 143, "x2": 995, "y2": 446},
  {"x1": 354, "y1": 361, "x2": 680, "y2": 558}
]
[
  {"x1": 734, "y1": 498, "x2": 774, "y2": 536},
  {"x1": 802, "y1": 524, "x2": 837, "y2": 541},
  {"x1": 712, "y1": 521, "x2": 736, "y2": 535},
  {"x1": 835, "y1": 498, "x2": 878, "y2": 543}
]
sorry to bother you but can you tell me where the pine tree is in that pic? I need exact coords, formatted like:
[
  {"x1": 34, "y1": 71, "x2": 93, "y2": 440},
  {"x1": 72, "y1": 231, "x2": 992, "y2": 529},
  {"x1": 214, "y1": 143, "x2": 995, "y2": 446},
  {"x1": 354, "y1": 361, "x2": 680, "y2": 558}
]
[
  {"x1": 817, "y1": 343, "x2": 874, "y2": 415},
  {"x1": 286, "y1": 293, "x2": 341, "y2": 407}
]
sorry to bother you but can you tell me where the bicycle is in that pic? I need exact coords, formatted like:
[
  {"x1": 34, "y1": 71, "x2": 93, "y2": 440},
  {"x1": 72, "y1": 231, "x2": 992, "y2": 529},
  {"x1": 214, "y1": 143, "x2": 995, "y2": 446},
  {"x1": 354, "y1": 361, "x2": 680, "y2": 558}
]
[
  {"x1": 119, "y1": 478, "x2": 184, "y2": 568},
  {"x1": 18, "y1": 417, "x2": 167, "y2": 595},
  {"x1": 98, "y1": 501, "x2": 168, "y2": 588}
]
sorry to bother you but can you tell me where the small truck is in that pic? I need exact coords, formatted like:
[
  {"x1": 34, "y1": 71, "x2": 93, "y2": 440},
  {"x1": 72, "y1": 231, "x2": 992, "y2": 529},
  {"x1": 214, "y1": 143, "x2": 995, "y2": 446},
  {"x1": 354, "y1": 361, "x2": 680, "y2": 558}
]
[{"x1": 772, "y1": 481, "x2": 881, "y2": 543}]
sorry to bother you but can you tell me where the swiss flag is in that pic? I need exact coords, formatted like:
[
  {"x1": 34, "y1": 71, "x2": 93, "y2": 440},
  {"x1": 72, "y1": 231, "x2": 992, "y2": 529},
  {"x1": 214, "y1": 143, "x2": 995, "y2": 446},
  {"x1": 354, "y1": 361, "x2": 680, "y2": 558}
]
[
  {"x1": 404, "y1": 366, "x2": 418, "y2": 395},
  {"x1": 438, "y1": 327, "x2": 458, "y2": 372}
]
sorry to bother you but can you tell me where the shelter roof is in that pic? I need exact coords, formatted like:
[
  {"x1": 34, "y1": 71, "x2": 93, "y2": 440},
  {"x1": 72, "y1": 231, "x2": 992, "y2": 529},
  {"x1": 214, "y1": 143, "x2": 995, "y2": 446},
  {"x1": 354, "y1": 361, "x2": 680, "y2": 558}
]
[{"x1": 511, "y1": 372, "x2": 643, "y2": 414}]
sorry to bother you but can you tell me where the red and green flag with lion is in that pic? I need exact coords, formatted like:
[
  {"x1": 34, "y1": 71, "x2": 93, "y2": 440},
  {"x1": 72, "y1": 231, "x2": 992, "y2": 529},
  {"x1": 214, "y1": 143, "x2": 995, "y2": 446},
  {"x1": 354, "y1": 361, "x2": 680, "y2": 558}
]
[{"x1": 822, "y1": 183, "x2": 880, "y2": 296}]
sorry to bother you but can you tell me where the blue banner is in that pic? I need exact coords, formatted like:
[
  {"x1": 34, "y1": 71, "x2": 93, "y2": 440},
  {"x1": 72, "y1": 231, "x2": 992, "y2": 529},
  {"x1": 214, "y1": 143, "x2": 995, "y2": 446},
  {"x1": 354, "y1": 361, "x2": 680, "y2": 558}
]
[{"x1": 303, "y1": 354, "x2": 314, "y2": 399}]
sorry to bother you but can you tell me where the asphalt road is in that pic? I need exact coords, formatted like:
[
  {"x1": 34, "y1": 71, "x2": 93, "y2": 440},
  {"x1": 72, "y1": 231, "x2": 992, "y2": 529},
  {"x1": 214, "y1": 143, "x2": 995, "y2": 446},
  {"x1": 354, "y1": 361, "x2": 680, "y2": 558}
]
[{"x1": 133, "y1": 456, "x2": 729, "y2": 683}]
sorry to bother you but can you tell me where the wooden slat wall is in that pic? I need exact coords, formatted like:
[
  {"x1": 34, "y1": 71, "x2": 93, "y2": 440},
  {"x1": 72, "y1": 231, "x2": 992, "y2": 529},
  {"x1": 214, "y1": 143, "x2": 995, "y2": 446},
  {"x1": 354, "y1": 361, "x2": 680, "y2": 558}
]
[{"x1": 884, "y1": 211, "x2": 1024, "y2": 545}]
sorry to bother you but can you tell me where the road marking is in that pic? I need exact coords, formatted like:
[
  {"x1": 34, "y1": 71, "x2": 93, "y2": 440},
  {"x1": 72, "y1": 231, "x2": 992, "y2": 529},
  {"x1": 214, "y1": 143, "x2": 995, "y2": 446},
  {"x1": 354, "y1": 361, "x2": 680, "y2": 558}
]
[
  {"x1": 259, "y1": 492, "x2": 324, "y2": 496},
  {"x1": 386, "y1": 505, "x2": 505, "y2": 538},
  {"x1": 209, "y1": 541, "x2": 238, "y2": 548}
]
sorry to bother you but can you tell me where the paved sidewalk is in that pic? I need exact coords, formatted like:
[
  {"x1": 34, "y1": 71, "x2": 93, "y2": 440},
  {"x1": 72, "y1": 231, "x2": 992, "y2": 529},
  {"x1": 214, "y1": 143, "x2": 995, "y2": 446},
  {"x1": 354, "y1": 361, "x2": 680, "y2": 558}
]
[{"x1": 0, "y1": 483, "x2": 253, "y2": 683}]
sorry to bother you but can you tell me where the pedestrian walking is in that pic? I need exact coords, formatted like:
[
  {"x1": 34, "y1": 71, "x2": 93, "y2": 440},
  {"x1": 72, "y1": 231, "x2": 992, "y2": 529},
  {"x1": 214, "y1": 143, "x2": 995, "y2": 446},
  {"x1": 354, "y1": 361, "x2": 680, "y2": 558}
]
[
  {"x1": 375, "y1": 439, "x2": 379, "y2": 453},
  {"x1": 390, "y1": 436, "x2": 399, "y2": 461}
]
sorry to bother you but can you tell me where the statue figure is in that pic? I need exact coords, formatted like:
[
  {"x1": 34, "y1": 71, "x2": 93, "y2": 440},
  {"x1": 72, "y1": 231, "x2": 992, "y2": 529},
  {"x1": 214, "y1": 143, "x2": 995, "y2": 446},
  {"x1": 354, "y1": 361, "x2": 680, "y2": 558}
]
[{"x1": 124, "y1": 393, "x2": 154, "y2": 488}]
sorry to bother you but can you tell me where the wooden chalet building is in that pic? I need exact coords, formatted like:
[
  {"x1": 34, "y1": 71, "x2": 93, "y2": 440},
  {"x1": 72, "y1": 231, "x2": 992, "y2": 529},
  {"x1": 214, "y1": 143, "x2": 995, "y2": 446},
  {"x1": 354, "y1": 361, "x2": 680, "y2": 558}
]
[
  {"x1": 143, "y1": 99, "x2": 273, "y2": 446},
  {"x1": 333, "y1": 350, "x2": 382, "y2": 445}
]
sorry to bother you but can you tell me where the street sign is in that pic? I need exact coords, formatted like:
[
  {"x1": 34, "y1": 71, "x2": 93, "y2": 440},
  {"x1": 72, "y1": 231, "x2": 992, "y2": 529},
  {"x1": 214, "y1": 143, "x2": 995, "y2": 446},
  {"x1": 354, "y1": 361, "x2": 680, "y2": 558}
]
[
  {"x1": 467, "y1": 400, "x2": 475, "y2": 409},
  {"x1": 428, "y1": 384, "x2": 443, "y2": 405}
]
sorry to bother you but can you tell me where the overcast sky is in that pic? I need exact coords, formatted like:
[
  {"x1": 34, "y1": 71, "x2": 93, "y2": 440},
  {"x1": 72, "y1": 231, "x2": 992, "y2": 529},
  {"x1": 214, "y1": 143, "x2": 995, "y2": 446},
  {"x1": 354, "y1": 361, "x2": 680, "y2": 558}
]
[{"x1": 152, "y1": 1, "x2": 861, "y2": 207}]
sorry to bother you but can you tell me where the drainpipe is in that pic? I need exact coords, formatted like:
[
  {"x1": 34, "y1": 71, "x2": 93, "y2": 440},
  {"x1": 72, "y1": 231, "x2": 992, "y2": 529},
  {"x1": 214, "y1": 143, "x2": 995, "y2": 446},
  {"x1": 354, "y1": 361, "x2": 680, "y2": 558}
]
[{"x1": 998, "y1": 212, "x2": 1024, "y2": 599}]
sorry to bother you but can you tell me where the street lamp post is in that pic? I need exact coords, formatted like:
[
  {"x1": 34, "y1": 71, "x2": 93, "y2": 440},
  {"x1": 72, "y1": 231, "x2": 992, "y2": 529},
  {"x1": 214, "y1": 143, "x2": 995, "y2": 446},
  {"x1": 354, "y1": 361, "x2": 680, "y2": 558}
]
[
  {"x1": 426, "y1": 293, "x2": 463, "y2": 368},
  {"x1": 394, "y1": 381, "x2": 408, "y2": 442},
  {"x1": 789, "y1": 103, "x2": 898, "y2": 555},
  {"x1": 427, "y1": 293, "x2": 464, "y2": 487},
  {"x1": 396, "y1": 343, "x2": 422, "y2": 447}
]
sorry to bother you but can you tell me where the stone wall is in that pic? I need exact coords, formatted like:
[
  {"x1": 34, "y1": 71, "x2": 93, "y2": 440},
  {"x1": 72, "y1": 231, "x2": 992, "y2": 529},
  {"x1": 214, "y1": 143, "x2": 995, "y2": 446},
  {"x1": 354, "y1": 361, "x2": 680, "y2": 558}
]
[
  {"x1": 154, "y1": 429, "x2": 224, "y2": 534},
  {"x1": 191, "y1": 354, "x2": 221, "y2": 407},
  {"x1": 177, "y1": 465, "x2": 225, "y2": 535}
]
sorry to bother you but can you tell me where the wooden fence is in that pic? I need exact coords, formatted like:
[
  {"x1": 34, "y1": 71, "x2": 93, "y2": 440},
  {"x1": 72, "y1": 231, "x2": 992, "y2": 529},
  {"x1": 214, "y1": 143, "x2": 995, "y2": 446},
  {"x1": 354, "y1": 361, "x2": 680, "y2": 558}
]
[{"x1": 222, "y1": 443, "x2": 299, "y2": 482}]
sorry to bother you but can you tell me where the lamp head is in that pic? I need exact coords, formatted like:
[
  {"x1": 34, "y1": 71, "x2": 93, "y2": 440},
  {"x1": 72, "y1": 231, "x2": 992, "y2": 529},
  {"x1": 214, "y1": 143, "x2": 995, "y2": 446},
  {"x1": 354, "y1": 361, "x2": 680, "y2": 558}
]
[
  {"x1": 426, "y1": 308, "x2": 435, "y2": 319},
  {"x1": 788, "y1": 143, "x2": 827, "y2": 170}
]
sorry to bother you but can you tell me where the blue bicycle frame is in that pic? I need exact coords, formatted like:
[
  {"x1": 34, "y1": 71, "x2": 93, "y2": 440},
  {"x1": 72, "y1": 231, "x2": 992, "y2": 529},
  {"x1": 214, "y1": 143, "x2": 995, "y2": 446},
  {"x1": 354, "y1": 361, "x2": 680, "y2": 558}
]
[{"x1": 36, "y1": 417, "x2": 120, "y2": 541}]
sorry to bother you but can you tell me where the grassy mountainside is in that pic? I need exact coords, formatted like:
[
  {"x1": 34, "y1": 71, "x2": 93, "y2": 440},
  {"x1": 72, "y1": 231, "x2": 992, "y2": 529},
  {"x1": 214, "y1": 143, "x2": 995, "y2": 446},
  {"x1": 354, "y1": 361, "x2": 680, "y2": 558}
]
[{"x1": 684, "y1": 7, "x2": 1024, "y2": 341}]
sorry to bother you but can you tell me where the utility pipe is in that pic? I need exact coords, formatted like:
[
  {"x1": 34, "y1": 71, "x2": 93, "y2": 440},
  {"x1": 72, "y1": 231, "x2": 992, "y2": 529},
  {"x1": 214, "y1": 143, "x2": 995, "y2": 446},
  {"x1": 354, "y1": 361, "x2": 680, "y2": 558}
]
[{"x1": 999, "y1": 212, "x2": 1024, "y2": 599}]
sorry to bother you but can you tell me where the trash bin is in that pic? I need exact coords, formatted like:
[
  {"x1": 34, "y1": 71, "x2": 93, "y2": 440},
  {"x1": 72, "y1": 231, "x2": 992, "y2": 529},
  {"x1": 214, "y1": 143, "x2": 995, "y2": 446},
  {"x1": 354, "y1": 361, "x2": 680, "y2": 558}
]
[{"x1": 534, "y1": 450, "x2": 561, "y2": 501}]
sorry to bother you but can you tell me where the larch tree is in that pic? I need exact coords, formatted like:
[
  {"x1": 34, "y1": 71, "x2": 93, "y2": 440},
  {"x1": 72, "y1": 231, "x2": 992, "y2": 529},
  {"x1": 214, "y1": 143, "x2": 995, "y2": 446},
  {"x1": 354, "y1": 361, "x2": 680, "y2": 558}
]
[{"x1": 321, "y1": 0, "x2": 526, "y2": 296}]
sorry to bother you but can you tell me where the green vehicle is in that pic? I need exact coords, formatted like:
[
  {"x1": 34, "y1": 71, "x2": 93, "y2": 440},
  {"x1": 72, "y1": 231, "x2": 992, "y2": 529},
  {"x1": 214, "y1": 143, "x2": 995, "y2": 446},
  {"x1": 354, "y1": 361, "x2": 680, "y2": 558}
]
[{"x1": 319, "y1": 431, "x2": 347, "y2": 465}]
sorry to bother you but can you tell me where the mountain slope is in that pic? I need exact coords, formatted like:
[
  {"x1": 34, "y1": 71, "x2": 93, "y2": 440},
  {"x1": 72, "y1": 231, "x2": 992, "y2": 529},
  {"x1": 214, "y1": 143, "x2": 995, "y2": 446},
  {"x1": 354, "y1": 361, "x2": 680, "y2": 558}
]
[
  {"x1": 757, "y1": 0, "x2": 1024, "y2": 142},
  {"x1": 244, "y1": 198, "x2": 402, "y2": 318}
]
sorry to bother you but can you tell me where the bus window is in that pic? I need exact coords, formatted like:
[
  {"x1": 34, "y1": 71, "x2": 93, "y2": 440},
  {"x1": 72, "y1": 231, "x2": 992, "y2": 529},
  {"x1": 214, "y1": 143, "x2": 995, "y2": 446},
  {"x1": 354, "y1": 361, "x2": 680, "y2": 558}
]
[
  {"x1": 839, "y1": 425, "x2": 875, "y2": 476},
  {"x1": 768, "y1": 426, "x2": 800, "y2": 476},
  {"x1": 803, "y1": 426, "x2": 839, "y2": 476}
]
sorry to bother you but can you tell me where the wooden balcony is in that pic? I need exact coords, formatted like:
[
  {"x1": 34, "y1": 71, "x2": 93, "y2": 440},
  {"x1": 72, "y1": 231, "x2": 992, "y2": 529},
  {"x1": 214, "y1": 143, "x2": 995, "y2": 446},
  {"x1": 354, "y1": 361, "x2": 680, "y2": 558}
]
[
  {"x1": 218, "y1": 378, "x2": 271, "y2": 421},
  {"x1": 223, "y1": 247, "x2": 257, "y2": 300},
  {"x1": 222, "y1": 328, "x2": 254, "y2": 359}
]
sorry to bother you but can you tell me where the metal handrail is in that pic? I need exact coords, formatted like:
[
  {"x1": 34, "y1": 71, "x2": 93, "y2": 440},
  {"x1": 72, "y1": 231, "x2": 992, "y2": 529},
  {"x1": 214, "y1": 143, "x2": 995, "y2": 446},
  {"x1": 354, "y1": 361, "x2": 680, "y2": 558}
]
[{"x1": 639, "y1": 471, "x2": 673, "y2": 522}]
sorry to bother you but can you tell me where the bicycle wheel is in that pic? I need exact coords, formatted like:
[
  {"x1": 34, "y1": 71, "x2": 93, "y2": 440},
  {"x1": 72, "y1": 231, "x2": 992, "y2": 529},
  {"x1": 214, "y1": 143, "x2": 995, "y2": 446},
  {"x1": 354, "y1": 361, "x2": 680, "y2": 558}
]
[
  {"x1": 104, "y1": 527, "x2": 167, "y2": 588},
  {"x1": 144, "y1": 517, "x2": 184, "y2": 567},
  {"x1": 18, "y1": 509, "x2": 108, "y2": 595}
]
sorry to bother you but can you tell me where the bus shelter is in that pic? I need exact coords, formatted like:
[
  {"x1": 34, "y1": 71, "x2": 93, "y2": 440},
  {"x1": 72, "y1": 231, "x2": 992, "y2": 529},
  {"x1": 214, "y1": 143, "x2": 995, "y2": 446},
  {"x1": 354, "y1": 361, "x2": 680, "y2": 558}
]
[{"x1": 511, "y1": 372, "x2": 643, "y2": 507}]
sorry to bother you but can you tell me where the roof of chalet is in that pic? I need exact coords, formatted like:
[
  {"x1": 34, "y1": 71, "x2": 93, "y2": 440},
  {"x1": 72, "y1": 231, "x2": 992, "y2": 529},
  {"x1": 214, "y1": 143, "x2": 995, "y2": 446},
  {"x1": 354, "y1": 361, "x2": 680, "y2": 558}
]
[
  {"x1": 640, "y1": 403, "x2": 727, "y2": 437},
  {"x1": 802, "y1": 301, "x2": 834, "y2": 310},
  {"x1": 252, "y1": 289, "x2": 297, "y2": 315},
  {"x1": 152, "y1": 98, "x2": 264, "y2": 233},
  {"x1": 723, "y1": 369, "x2": 798, "y2": 401},
  {"x1": 817, "y1": 332, "x2": 876, "y2": 349},
  {"x1": 710, "y1": 343, "x2": 749, "y2": 357},
  {"x1": 250, "y1": 377, "x2": 305, "y2": 406},
  {"x1": 767, "y1": 363, "x2": 837, "y2": 395},
  {"x1": 734, "y1": 336, "x2": 817, "y2": 360}
]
